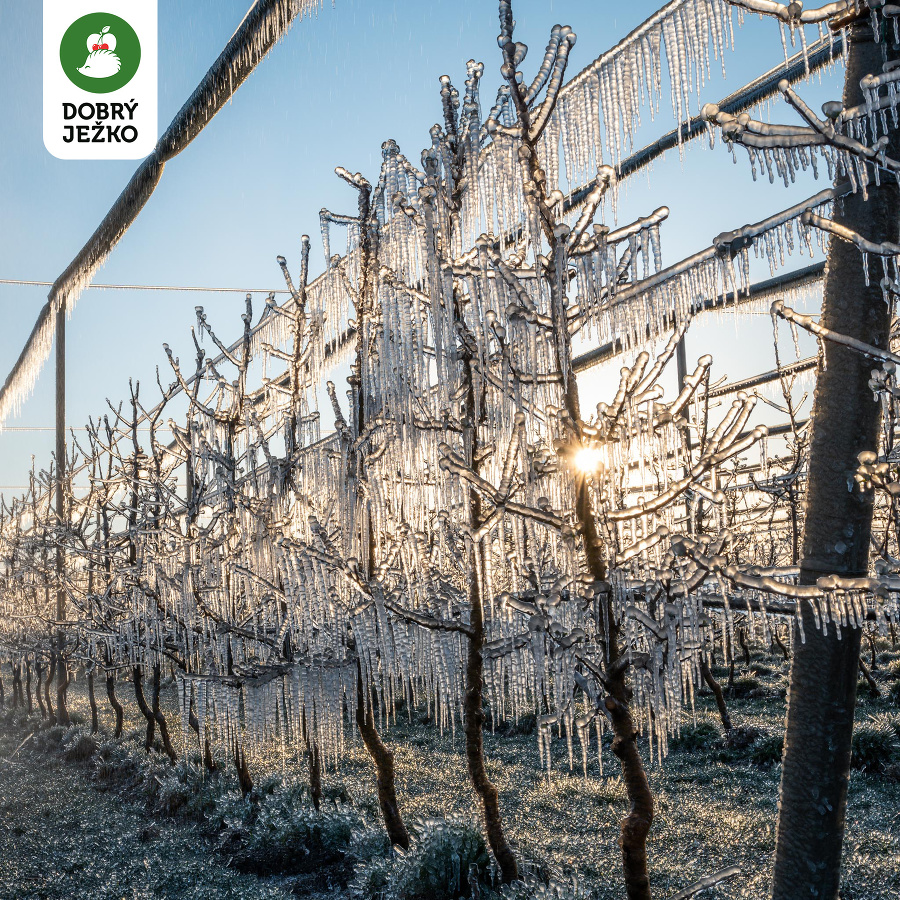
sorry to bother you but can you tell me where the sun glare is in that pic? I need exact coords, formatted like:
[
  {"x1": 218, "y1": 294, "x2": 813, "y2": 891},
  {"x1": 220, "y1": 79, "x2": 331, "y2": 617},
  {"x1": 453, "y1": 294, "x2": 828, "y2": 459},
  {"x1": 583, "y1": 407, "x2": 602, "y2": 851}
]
[{"x1": 574, "y1": 446, "x2": 603, "y2": 475}]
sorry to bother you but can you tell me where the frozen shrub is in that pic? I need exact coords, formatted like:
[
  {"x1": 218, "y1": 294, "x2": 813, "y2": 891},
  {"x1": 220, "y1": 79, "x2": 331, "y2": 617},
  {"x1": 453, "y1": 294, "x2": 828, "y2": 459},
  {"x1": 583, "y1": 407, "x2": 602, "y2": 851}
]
[
  {"x1": 227, "y1": 785, "x2": 362, "y2": 877},
  {"x1": 888, "y1": 679, "x2": 900, "y2": 706},
  {"x1": 724, "y1": 725, "x2": 760, "y2": 753},
  {"x1": 506, "y1": 712, "x2": 538, "y2": 735},
  {"x1": 730, "y1": 676, "x2": 762, "y2": 698},
  {"x1": 500, "y1": 875, "x2": 588, "y2": 900},
  {"x1": 60, "y1": 726, "x2": 97, "y2": 762},
  {"x1": 93, "y1": 739, "x2": 142, "y2": 790},
  {"x1": 851, "y1": 717, "x2": 900, "y2": 774},
  {"x1": 325, "y1": 782, "x2": 355, "y2": 804},
  {"x1": 352, "y1": 816, "x2": 494, "y2": 900},
  {"x1": 749, "y1": 733, "x2": 784, "y2": 767},
  {"x1": 33, "y1": 725, "x2": 67, "y2": 752},
  {"x1": 349, "y1": 853, "x2": 394, "y2": 900},
  {"x1": 670, "y1": 721, "x2": 720, "y2": 753}
]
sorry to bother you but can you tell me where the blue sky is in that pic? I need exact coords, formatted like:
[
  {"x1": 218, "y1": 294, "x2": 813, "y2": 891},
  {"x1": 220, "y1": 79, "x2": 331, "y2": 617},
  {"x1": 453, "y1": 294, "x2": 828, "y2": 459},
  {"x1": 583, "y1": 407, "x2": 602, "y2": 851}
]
[{"x1": 0, "y1": 0, "x2": 841, "y2": 494}]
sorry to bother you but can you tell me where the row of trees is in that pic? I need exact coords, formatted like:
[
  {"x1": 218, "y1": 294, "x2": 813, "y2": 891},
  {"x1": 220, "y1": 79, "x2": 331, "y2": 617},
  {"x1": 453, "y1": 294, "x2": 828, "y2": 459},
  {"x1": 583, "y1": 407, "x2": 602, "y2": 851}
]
[{"x1": 3, "y1": 2, "x2": 900, "y2": 899}]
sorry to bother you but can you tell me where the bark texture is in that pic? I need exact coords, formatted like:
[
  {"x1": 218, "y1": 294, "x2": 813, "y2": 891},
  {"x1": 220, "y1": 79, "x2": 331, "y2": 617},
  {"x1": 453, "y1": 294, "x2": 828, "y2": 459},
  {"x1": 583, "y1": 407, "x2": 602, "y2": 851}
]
[
  {"x1": 24, "y1": 661, "x2": 32, "y2": 714},
  {"x1": 87, "y1": 670, "x2": 99, "y2": 734},
  {"x1": 355, "y1": 668, "x2": 410, "y2": 850},
  {"x1": 44, "y1": 655, "x2": 56, "y2": 724},
  {"x1": 464, "y1": 514, "x2": 519, "y2": 883},
  {"x1": 772, "y1": 26, "x2": 900, "y2": 900},
  {"x1": 189, "y1": 699, "x2": 216, "y2": 772},
  {"x1": 133, "y1": 666, "x2": 157, "y2": 753},
  {"x1": 55, "y1": 656, "x2": 70, "y2": 726},
  {"x1": 106, "y1": 672, "x2": 124, "y2": 738},
  {"x1": 700, "y1": 655, "x2": 732, "y2": 732},
  {"x1": 34, "y1": 663, "x2": 45, "y2": 718},
  {"x1": 234, "y1": 743, "x2": 254, "y2": 797},
  {"x1": 151, "y1": 664, "x2": 178, "y2": 764}
]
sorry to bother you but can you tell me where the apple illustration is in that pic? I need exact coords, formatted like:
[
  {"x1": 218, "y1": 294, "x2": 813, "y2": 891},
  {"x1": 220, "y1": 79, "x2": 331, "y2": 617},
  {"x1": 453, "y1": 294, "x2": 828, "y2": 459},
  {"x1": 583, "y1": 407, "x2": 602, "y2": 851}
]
[{"x1": 85, "y1": 26, "x2": 116, "y2": 54}]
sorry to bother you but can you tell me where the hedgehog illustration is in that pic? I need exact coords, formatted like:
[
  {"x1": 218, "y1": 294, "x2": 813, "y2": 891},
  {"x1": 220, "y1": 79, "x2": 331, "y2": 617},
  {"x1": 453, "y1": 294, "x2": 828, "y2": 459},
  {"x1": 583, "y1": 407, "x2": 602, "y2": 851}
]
[{"x1": 77, "y1": 25, "x2": 121, "y2": 79}]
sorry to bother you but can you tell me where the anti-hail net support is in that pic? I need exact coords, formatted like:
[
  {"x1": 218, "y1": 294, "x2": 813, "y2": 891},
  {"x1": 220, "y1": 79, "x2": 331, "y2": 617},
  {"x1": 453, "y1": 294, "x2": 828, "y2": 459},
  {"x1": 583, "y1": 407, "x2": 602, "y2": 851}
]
[{"x1": 0, "y1": 0, "x2": 322, "y2": 431}]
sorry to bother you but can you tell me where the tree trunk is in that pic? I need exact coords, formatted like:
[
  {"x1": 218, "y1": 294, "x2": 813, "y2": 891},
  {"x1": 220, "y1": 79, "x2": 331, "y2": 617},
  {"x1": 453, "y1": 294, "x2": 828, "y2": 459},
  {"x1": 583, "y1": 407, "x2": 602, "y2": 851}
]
[
  {"x1": 45, "y1": 654, "x2": 56, "y2": 725},
  {"x1": 307, "y1": 742, "x2": 323, "y2": 812},
  {"x1": 302, "y1": 711, "x2": 323, "y2": 811},
  {"x1": 605, "y1": 685, "x2": 654, "y2": 900},
  {"x1": 151, "y1": 664, "x2": 178, "y2": 764},
  {"x1": 87, "y1": 670, "x2": 99, "y2": 734},
  {"x1": 773, "y1": 627, "x2": 791, "y2": 661},
  {"x1": 24, "y1": 660, "x2": 32, "y2": 715},
  {"x1": 738, "y1": 627, "x2": 751, "y2": 667},
  {"x1": 55, "y1": 655, "x2": 70, "y2": 726},
  {"x1": 133, "y1": 666, "x2": 156, "y2": 752},
  {"x1": 188, "y1": 697, "x2": 216, "y2": 772},
  {"x1": 0, "y1": 669, "x2": 5, "y2": 707},
  {"x1": 106, "y1": 671, "x2": 124, "y2": 738},
  {"x1": 464, "y1": 517, "x2": 519, "y2": 883},
  {"x1": 10, "y1": 663, "x2": 19, "y2": 709},
  {"x1": 234, "y1": 742, "x2": 254, "y2": 798},
  {"x1": 700, "y1": 655, "x2": 732, "y2": 732},
  {"x1": 355, "y1": 664, "x2": 410, "y2": 849},
  {"x1": 34, "y1": 662, "x2": 45, "y2": 718},
  {"x1": 772, "y1": 25, "x2": 900, "y2": 900},
  {"x1": 573, "y1": 477, "x2": 654, "y2": 900},
  {"x1": 456, "y1": 329, "x2": 518, "y2": 883},
  {"x1": 858, "y1": 659, "x2": 880, "y2": 698}
]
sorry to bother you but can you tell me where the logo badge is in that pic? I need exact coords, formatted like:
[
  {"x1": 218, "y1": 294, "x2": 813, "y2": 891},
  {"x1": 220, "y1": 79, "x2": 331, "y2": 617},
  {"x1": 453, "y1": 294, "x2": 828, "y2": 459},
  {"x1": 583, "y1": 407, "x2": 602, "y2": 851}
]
[
  {"x1": 44, "y1": 2, "x2": 157, "y2": 160},
  {"x1": 60, "y1": 13, "x2": 141, "y2": 93}
]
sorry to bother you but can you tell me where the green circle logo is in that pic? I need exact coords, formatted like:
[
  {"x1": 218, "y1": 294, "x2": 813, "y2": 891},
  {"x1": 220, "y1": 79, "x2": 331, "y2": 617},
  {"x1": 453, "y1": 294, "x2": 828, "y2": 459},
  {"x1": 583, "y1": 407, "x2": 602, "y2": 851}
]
[{"x1": 60, "y1": 13, "x2": 141, "y2": 94}]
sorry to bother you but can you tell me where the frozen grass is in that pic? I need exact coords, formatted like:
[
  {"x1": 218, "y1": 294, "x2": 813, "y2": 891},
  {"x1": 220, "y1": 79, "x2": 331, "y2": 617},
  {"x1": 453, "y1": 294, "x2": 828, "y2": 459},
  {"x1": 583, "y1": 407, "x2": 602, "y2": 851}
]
[{"x1": 1, "y1": 648, "x2": 899, "y2": 899}]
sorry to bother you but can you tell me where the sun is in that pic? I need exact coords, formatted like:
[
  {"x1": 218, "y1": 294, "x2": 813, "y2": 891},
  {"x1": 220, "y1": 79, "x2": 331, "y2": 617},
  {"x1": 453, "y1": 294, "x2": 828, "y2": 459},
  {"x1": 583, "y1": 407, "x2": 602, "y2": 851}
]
[{"x1": 573, "y1": 445, "x2": 603, "y2": 475}]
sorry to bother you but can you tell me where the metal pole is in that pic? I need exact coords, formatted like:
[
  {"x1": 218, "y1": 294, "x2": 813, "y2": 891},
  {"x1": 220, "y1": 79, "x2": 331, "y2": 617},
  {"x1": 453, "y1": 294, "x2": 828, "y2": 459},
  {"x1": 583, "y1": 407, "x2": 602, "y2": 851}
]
[
  {"x1": 55, "y1": 300, "x2": 69, "y2": 724},
  {"x1": 676, "y1": 334, "x2": 694, "y2": 533}
]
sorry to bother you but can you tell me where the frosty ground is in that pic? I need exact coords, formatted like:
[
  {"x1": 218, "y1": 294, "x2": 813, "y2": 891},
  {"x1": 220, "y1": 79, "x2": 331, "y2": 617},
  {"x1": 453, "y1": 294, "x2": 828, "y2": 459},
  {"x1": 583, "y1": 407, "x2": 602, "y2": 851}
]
[{"x1": 0, "y1": 649, "x2": 898, "y2": 900}]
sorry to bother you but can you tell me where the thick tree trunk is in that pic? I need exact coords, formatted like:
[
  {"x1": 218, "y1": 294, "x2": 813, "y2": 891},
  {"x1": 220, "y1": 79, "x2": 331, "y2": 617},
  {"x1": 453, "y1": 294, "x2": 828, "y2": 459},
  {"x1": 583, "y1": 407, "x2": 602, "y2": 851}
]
[
  {"x1": 45, "y1": 654, "x2": 56, "y2": 724},
  {"x1": 355, "y1": 665, "x2": 410, "y2": 849},
  {"x1": 700, "y1": 655, "x2": 732, "y2": 732},
  {"x1": 87, "y1": 670, "x2": 99, "y2": 734},
  {"x1": 772, "y1": 25, "x2": 900, "y2": 900},
  {"x1": 105, "y1": 672, "x2": 124, "y2": 738},
  {"x1": 133, "y1": 666, "x2": 156, "y2": 752}
]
